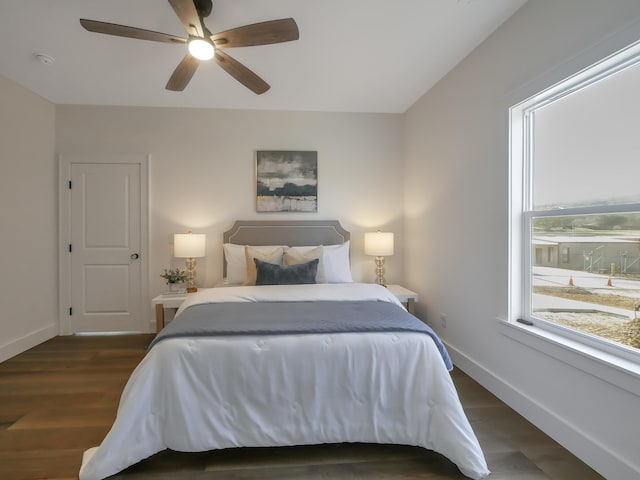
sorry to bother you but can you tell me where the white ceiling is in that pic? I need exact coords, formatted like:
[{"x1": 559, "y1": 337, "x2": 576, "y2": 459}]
[{"x1": 0, "y1": 0, "x2": 527, "y2": 113}]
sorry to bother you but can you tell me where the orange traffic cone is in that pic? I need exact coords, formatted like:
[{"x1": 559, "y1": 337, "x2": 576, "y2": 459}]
[
  {"x1": 568, "y1": 276, "x2": 574, "y2": 286},
  {"x1": 607, "y1": 277, "x2": 613, "y2": 287}
]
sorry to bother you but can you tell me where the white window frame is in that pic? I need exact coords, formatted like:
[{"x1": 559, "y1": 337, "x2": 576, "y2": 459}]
[{"x1": 509, "y1": 39, "x2": 640, "y2": 375}]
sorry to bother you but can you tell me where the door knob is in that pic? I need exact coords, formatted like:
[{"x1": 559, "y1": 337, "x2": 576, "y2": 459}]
[{"x1": 130, "y1": 253, "x2": 140, "y2": 260}]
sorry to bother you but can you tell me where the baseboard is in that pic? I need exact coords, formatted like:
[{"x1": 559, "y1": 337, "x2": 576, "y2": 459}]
[
  {"x1": 0, "y1": 324, "x2": 58, "y2": 363},
  {"x1": 445, "y1": 341, "x2": 640, "y2": 480}
]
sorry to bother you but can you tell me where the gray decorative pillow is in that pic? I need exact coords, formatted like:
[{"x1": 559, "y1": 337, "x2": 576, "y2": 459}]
[{"x1": 254, "y1": 258, "x2": 319, "y2": 285}]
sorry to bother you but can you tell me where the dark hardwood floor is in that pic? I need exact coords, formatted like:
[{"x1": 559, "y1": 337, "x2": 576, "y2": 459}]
[{"x1": 0, "y1": 335, "x2": 604, "y2": 480}]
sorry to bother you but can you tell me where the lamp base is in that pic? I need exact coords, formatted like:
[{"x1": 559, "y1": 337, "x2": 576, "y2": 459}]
[
  {"x1": 185, "y1": 258, "x2": 198, "y2": 294},
  {"x1": 374, "y1": 256, "x2": 387, "y2": 288}
]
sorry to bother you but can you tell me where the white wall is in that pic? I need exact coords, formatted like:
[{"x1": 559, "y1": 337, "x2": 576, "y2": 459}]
[
  {"x1": 403, "y1": 1, "x2": 640, "y2": 478},
  {"x1": 55, "y1": 106, "x2": 405, "y2": 303},
  {"x1": 0, "y1": 75, "x2": 57, "y2": 362}
]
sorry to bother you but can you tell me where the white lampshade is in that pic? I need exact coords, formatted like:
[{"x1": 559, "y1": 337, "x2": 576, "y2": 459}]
[
  {"x1": 174, "y1": 233, "x2": 206, "y2": 258},
  {"x1": 364, "y1": 231, "x2": 394, "y2": 257}
]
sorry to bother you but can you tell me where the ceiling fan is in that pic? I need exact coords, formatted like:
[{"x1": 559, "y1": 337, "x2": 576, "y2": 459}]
[{"x1": 80, "y1": 0, "x2": 299, "y2": 94}]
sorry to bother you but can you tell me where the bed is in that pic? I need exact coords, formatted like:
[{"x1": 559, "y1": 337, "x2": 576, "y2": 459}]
[{"x1": 78, "y1": 220, "x2": 490, "y2": 480}]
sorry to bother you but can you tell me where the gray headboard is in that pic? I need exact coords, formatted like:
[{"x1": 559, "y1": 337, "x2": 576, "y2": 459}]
[{"x1": 222, "y1": 220, "x2": 350, "y2": 277}]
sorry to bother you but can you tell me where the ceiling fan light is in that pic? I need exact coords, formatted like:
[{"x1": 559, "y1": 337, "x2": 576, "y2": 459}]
[{"x1": 188, "y1": 38, "x2": 214, "y2": 60}]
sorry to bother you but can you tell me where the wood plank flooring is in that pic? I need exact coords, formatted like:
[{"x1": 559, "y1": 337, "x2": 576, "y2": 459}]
[{"x1": 0, "y1": 335, "x2": 605, "y2": 480}]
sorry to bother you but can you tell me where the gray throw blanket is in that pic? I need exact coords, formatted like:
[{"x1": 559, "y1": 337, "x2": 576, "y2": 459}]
[{"x1": 150, "y1": 301, "x2": 452, "y2": 370}]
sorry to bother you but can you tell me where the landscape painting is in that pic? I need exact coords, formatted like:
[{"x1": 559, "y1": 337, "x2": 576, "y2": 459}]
[{"x1": 256, "y1": 150, "x2": 318, "y2": 212}]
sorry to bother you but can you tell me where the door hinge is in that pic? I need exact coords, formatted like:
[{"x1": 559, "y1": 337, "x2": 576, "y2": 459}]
[
  {"x1": 69, "y1": 307, "x2": 73, "y2": 316},
  {"x1": 68, "y1": 180, "x2": 72, "y2": 189},
  {"x1": 69, "y1": 244, "x2": 72, "y2": 253}
]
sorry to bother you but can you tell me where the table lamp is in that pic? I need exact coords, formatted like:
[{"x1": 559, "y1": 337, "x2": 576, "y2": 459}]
[
  {"x1": 174, "y1": 232, "x2": 206, "y2": 293},
  {"x1": 364, "y1": 231, "x2": 394, "y2": 287}
]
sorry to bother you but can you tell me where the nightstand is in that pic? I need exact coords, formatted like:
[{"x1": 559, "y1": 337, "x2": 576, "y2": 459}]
[
  {"x1": 151, "y1": 292, "x2": 188, "y2": 332},
  {"x1": 386, "y1": 284, "x2": 418, "y2": 314}
]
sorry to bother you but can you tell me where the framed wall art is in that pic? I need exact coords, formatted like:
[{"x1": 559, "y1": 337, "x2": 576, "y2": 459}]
[{"x1": 256, "y1": 150, "x2": 318, "y2": 212}]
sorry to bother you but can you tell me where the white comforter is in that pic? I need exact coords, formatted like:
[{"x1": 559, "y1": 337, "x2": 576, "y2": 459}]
[{"x1": 79, "y1": 283, "x2": 489, "y2": 479}]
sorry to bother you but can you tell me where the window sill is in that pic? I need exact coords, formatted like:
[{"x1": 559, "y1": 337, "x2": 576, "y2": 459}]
[{"x1": 498, "y1": 319, "x2": 640, "y2": 397}]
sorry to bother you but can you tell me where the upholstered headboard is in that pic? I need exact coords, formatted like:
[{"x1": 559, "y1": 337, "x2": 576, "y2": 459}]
[{"x1": 222, "y1": 220, "x2": 350, "y2": 277}]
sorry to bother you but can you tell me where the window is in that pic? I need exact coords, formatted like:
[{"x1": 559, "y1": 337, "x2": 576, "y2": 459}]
[{"x1": 510, "y1": 40, "x2": 640, "y2": 362}]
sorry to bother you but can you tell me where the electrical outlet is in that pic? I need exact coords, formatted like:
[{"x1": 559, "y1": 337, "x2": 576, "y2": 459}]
[{"x1": 440, "y1": 313, "x2": 447, "y2": 328}]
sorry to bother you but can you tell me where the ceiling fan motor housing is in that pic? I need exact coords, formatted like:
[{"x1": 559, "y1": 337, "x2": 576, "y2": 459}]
[{"x1": 194, "y1": 0, "x2": 213, "y2": 17}]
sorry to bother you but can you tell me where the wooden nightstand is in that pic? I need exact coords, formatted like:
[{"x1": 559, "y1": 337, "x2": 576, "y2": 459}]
[
  {"x1": 151, "y1": 292, "x2": 188, "y2": 332},
  {"x1": 386, "y1": 284, "x2": 418, "y2": 314}
]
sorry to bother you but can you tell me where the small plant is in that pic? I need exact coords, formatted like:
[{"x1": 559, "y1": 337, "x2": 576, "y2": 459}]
[{"x1": 160, "y1": 268, "x2": 187, "y2": 284}]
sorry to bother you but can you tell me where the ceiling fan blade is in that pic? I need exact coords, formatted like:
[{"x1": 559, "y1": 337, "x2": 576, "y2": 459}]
[
  {"x1": 166, "y1": 54, "x2": 200, "y2": 91},
  {"x1": 80, "y1": 19, "x2": 186, "y2": 44},
  {"x1": 213, "y1": 50, "x2": 270, "y2": 94},
  {"x1": 212, "y1": 18, "x2": 299, "y2": 48},
  {"x1": 168, "y1": 0, "x2": 204, "y2": 37}
]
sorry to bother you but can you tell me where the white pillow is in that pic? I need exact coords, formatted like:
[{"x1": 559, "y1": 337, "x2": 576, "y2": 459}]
[
  {"x1": 223, "y1": 243, "x2": 285, "y2": 285},
  {"x1": 285, "y1": 242, "x2": 352, "y2": 283},
  {"x1": 224, "y1": 242, "x2": 352, "y2": 284},
  {"x1": 323, "y1": 241, "x2": 353, "y2": 283}
]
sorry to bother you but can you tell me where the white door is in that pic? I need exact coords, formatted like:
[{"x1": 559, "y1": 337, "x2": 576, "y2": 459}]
[{"x1": 60, "y1": 156, "x2": 148, "y2": 333}]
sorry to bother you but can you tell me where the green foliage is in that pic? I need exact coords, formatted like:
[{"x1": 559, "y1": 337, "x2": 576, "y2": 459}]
[
  {"x1": 160, "y1": 268, "x2": 187, "y2": 284},
  {"x1": 533, "y1": 217, "x2": 574, "y2": 232},
  {"x1": 533, "y1": 213, "x2": 640, "y2": 233},
  {"x1": 592, "y1": 215, "x2": 627, "y2": 230}
]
